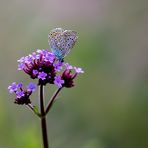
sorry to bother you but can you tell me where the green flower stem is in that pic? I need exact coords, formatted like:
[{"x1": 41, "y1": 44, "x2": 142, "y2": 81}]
[
  {"x1": 26, "y1": 104, "x2": 41, "y2": 117},
  {"x1": 39, "y1": 85, "x2": 49, "y2": 148},
  {"x1": 45, "y1": 87, "x2": 62, "y2": 115}
]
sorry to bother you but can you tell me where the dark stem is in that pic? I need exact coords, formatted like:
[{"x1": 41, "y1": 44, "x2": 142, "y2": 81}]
[
  {"x1": 45, "y1": 87, "x2": 62, "y2": 115},
  {"x1": 39, "y1": 85, "x2": 49, "y2": 148}
]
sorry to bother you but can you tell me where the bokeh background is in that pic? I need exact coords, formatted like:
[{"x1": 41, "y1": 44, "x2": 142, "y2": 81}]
[{"x1": 0, "y1": 0, "x2": 148, "y2": 148}]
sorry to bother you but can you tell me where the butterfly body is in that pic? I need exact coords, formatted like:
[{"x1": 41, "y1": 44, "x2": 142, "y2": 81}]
[{"x1": 48, "y1": 28, "x2": 77, "y2": 61}]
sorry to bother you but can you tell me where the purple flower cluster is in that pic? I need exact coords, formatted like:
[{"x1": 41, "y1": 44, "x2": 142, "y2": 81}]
[
  {"x1": 17, "y1": 49, "x2": 84, "y2": 88},
  {"x1": 18, "y1": 49, "x2": 56, "y2": 85},
  {"x1": 62, "y1": 63, "x2": 84, "y2": 88},
  {"x1": 8, "y1": 49, "x2": 84, "y2": 105},
  {"x1": 8, "y1": 82, "x2": 37, "y2": 105}
]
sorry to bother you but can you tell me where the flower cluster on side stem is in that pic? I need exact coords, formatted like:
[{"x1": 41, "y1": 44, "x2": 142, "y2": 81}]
[{"x1": 8, "y1": 82, "x2": 37, "y2": 105}]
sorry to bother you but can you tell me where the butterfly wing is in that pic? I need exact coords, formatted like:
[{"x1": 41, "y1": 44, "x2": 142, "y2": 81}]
[
  {"x1": 48, "y1": 28, "x2": 77, "y2": 60},
  {"x1": 48, "y1": 28, "x2": 64, "y2": 49},
  {"x1": 63, "y1": 30, "x2": 77, "y2": 56}
]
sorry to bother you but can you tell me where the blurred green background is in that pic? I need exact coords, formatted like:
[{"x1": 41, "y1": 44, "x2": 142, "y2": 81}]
[{"x1": 0, "y1": 0, "x2": 148, "y2": 148}]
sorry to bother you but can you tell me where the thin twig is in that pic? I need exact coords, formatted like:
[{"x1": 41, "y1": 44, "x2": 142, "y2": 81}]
[{"x1": 45, "y1": 87, "x2": 62, "y2": 115}]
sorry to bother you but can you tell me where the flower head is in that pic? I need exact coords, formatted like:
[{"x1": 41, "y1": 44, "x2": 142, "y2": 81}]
[
  {"x1": 8, "y1": 82, "x2": 37, "y2": 105},
  {"x1": 17, "y1": 49, "x2": 57, "y2": 85},
  {"x1": 17, "y1": 49, "x2": 84, "y2": 87},
  {"x1": 61, "y1": 65, "x2": 84, "y2": 88}
]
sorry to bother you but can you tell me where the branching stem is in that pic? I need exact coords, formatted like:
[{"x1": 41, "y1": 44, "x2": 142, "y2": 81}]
[{"x1": 40, "y1": 85, "x2": 49, "y2": 148}]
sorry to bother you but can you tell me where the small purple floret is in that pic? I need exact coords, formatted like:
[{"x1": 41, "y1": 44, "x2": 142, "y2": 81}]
[
  {"x1": 38, "y1": 72, "x2": 47, "y2": 80},
  {"x1": 8, "y1": 82, "x2": 17, "y2": 93},
  {"x1": 17, "y1": 57, "x2": 25, "y2": 63},
  {"x1": 33, "y1": 70, "x2": 38, "y2": 76},
  {"x1": 54, "y1": 76, "x2": 64, "y2": 88},
  {"x1": 54, "y1": 61, "x2": 63, "y2": 71},
  {"x1": 27, "y1": 82, "x2": 37, "y2": 92},
  {"x1": 74, "y1": 67, "x2": 84, "y2": 73},
  {"x1": 18, "y1": 63, "x2": 25, "y2": 70},
  {"x1": 44, "y1": 52, "x2": 55, "y2": 63},
  {"x1": 65, "y1": 63, "x2": 73, "y2": 70},
  {"x1": 16, "y1": 91, "x2": 25, "y2": 98},
  {"x1": 17, "y1": 82, "x2": 23, "y2": 88}
]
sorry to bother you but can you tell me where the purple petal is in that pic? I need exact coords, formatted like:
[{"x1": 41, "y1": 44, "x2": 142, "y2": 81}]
[
  {"x1": 8, "y1": 82, "x2": 18, "y2": 93},
  {"x1": 65, "y1": 63, "x2": 73, "y2": 70},
  {"x1": 18, "y1": 63, "x2": 25, "y2": 70},
  {"x1": 38, "y1": 72, "x2": 47, "y2": 80},
  {"x1": 54, "y1": 62, "x2": 63, "y2": 71},
  {"x1": 54, "y1": 76, "x2": 64, "y2": 88},
  {"x1": 74, "y1": 67, "x2": 84, "y2": 73},
  {"x1": 33, "y1": 70, "x2": 38, "y2": 76},
  {"x1": 27, "y1": 82, "x2": 37, "y2": 92},
  {"x1": 16, "y1": 91, "x2": 25, "y2": 98},
  {"x1": 17, "y1": 82, "x2": 23, "y2": 88},
  {"x1": 17, "y1": 57, "x2": 25, "y2": 63}
]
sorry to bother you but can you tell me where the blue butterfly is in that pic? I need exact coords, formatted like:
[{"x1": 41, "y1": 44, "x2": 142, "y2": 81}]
[{"x1": 48, "y1": 28, "x2": 78, "y2": 61}]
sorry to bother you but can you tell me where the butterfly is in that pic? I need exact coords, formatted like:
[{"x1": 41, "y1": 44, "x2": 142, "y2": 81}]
[{"x1": 48, "y1": 28, "x2": 78, "y2": 61}]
